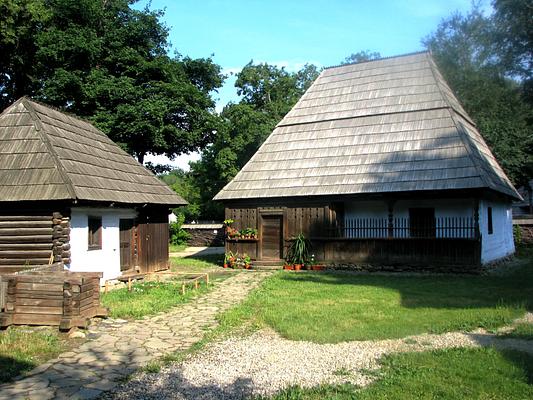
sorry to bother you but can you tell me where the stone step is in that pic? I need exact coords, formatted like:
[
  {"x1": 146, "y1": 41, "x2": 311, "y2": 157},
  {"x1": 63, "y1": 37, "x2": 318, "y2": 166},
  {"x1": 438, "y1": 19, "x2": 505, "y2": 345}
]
[{"x1": 252, "y1": 264, "x2": 284, "y2": 270}]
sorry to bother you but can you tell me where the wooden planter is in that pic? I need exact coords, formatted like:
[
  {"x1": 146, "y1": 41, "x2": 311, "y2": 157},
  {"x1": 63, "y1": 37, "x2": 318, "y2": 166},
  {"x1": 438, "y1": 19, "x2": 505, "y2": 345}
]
[{"x1": 0, "y1": 271, "x2": 107, "y2": 330}]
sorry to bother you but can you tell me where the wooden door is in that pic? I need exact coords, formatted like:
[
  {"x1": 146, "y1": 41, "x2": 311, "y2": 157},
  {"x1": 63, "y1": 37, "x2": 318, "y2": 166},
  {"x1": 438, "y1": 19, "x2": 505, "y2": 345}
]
[
  {"x1": 119, "y1": 219, "x2": 135, "y2": 271},
  {"x1": 409, "y1": 208, "x2": 435, "y2": 238},
  {"x1": 261, "y1": 215, "x2": 283, "y2": 260}
]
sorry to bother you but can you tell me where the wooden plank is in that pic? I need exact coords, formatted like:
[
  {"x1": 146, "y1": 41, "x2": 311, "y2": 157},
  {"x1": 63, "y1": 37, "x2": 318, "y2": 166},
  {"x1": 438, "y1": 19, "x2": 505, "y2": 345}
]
[
  {"x1": 0, "y1": 235, "x2": 52, "y2": 243},
  {"x1": 0, "y1": 221, "x2": 52, "y2": 228},
  {"x1": 0, "y1": 243, "x2": 52, "y2": 250},
  {"x1": 14, "y1": 306, "x2": 63, "y2": 315},
  {"x1": 13, "y1": 313, "x2": 62, "y2": 325},
  {"x1": 0, "y1": 250, "x2": 53, "y2": 258},
  {"x1": 15, "y1": 298, "x2": 63, "y2": 307},
  {"x1": 0, "y1": 258, "x2": 51, "y2": 265},
  {"x1": 0, "y1": 228, "x2": 53, "y2": 236},
  {"x1": 0, "y1": 216, "x2": 51, "y2": 222},
  {"x1": 16, "y1": 282, "x2": 64, "y2": 292}
]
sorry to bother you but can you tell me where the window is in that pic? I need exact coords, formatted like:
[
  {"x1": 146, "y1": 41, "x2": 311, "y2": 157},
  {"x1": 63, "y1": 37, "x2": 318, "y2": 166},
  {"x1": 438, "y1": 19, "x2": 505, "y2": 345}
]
[
  {"x1": 487, "y1": 207, "x2": 493, "y2": 235},
  {"x1": 409, "y1": 208, "x2": 436, "y2": 238},
  {"x1": 88, "y1": 216, "x2": 102, "y2": 250}
]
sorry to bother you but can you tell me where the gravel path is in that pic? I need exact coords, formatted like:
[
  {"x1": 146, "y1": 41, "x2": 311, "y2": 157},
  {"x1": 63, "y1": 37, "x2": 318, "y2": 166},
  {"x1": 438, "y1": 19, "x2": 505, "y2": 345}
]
[{"x1": 107, "y1": 318, "x2": 533, "y2": 400}]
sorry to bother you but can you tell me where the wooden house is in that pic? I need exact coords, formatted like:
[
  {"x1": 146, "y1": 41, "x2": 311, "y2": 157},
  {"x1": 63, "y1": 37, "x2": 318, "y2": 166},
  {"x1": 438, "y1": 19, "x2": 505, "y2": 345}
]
[
  {"x1": 214, "y1": 52, "x2": 521, "y2": 272},
  {"x1": 0, "y1": 97, "x2": 186, "y2": 280}
]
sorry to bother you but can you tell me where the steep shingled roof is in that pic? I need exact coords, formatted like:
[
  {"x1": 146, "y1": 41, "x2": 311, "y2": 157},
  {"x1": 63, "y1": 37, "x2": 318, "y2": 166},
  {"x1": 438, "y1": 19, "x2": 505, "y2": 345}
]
[
  {"x1": 214, "y1": 52, "x2": 520, "y2": 201},
  {"x1": 0, "y1": 97, "x2": 186, "y2": 205}
]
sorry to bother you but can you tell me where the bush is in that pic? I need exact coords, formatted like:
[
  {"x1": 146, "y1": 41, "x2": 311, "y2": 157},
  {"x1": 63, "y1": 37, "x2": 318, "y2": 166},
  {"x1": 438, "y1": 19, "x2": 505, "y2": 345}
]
[
  {"x1": 169, "y1": 214, "x2": 190, "y2": 245},
  {"x1": 513, "y1": 225, "x2": 522, "y2": 246}
]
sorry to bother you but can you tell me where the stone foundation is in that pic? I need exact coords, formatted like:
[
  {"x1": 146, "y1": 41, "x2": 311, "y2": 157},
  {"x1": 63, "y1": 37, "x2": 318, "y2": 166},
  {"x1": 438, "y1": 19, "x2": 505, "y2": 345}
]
[{"x1": 327, "y1": 262, "x2": 484, "y2": 274}]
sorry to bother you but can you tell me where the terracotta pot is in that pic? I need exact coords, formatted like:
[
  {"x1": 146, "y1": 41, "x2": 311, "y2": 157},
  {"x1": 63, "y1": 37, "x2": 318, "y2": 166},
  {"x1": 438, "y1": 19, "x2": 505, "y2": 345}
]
[
  {"x1": 223, "y1": 263, "x2": 228, "y2": 268},
  {"x1": 294, "y1": 264, "x2": 302, "y2": 271},
  {"x1": 283, "y1": 265, "x2": 293, "y2": 270},
  {"x1": 312, "y1": 265, "x2": 325, "y2": 271}
]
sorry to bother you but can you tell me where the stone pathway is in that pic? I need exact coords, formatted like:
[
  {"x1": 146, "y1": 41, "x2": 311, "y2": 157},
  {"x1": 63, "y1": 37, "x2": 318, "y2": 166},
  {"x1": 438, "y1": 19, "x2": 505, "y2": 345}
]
[{"x1": 0, "y1": 271, "x2": 270, "y2": 400}]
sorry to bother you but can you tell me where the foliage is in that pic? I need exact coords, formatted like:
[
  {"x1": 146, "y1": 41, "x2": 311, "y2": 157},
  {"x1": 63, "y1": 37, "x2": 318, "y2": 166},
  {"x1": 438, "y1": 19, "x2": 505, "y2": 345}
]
[
  {"x1": 169, "y1": 213, "x2": 190, "y2": 246},
  {"x1": 514, "y1": 224, "x2": 523, "y2": 245},
  {"x1": 267, "y1": 348, "x2": 533, "y2": 400},
  {"x1": 286, "y1": 233, "x2": 312, "y2": 265},
  {"x1": 160, "y1": 168, "x2": 202, "y2": 221},
  {"x1": 0, "y1": 326, "x2": 66, "y2": 383},
  {"x1": 423, "y1": 3, "x2": 533, "y2": 186},
  {"x1": 341, "y1": 50, "x2": 381, "y2": 65},
  {"x1": 224, "y1": 251, "x2": 252, "y2": 269},
  {"x1": 101, "y1": 279, "x2": 208, "y2": 319},
  {"x1": 0, "y1": 0, "x2": 224, "y2": 163},
  {"x1": 221, "y1": 260, "x2": 533, "y2": 343},
  {"x1": 189, "y1": 63, "x2": 320, "y2": 219}
]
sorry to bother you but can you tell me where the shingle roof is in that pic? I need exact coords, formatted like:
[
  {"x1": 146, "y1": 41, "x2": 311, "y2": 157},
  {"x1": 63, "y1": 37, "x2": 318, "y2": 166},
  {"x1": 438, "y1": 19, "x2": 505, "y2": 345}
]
[
  {"x1": 214, "y1": 52, "x2": 521, "y2": 201},
  {"x1": 0, "y1": 97, "x2": 186, "y2": 205}
]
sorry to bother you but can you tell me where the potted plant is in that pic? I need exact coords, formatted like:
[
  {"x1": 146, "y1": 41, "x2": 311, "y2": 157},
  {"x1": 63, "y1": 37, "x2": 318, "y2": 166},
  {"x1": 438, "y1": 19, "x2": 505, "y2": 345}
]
[
  {"x1": 223, "y1": 251, "x2": 234, "y2": 268},
  {"x1": 286, "y1": 233, "x2": 311, "y2": 272}
]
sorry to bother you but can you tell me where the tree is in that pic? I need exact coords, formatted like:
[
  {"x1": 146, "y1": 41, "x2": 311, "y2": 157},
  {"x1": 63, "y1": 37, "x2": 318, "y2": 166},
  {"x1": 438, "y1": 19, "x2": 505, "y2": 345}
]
[
  {"x1": 423, "y1": 5, "x2": 532, "y2": 188},
  {"x1": 0, "y1": 0, "x2": 224, "y2": 163},
  {"x1": 342, "y1": 50, "x2": 381, "y2": 65},
  {"x1": 160, "y1": 168, "x2": 202, "y2": 221},
  {"x1": 189, "y1": 62, "x2": 320, "y2": 219}
]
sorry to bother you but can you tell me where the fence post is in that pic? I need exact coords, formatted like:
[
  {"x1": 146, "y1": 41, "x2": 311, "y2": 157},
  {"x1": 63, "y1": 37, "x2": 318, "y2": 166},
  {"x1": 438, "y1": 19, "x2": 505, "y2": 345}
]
[{"x1": 387, "y1": 201, "x2": 394, "y2": 238}]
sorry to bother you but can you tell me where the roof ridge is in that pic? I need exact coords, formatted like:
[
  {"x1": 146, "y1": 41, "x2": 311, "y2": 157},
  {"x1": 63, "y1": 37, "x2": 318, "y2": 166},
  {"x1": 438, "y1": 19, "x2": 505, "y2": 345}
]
[
  {"x1": 20, "y1": 98, "x2": 78, "y2": 200},
  {"x1": 425, "y1": 54, "x2": 476, "y2": 126},
  {"x1": 324, "y1": 50, "x2": 429, "y2": 70}
]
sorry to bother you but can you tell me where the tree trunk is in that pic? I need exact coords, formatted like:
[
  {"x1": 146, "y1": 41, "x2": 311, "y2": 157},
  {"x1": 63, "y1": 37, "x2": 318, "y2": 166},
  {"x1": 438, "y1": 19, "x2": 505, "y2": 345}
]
[{"x1": 137, "y1": 152, "x2": 145, "y2": 165}]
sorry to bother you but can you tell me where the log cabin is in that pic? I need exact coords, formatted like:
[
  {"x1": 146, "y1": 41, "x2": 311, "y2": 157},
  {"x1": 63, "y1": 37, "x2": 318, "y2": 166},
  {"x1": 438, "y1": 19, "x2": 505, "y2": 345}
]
[
  {"x1": 214, "y1": 52, "x2": 522, "y2": 272},
  {"x1": 0, "y1": 97, "x2": 186, "y2": 280}
]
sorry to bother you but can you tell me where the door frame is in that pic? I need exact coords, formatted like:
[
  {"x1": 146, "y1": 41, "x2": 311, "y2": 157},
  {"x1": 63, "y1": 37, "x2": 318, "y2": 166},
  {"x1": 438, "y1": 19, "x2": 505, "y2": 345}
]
[{"x1": 258, "y1": 209, "x2": 286, "y2": 261}]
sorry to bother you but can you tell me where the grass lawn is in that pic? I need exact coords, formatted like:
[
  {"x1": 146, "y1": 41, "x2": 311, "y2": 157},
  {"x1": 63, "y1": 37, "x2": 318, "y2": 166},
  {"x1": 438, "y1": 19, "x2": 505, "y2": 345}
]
[
  {"x1": 103, "y1": 254, "x2": 230, "y2": 319},
  {"x1": 220, "y1": 261, "x2": 533, "y2": 343},
  {"x1": 101, "y1": 279, "x2": 210, "y2": 319},
  {"x1": 169, "y1": 243, "x2": 187, "y2": 253},
  {"x1": 268, "y1": 347, "x2": 533, "y2": 400},
  {"x1": 0, "y1": 327, "x2": 71, "y2": 383}
]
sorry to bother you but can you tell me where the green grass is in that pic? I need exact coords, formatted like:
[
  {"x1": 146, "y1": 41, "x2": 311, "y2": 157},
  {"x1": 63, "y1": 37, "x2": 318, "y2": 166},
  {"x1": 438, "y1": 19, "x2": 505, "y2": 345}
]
[
  {"x1": 0, "y1": 327, "x2": 67, "y2": 383},
  {"x1": 502, "y1": 323, "x2": 533, "y2": 340},
  {"x1": 267, "y1": 347, "x2": 533, "y2": 399},
  {"x1": 169, "y1": 243, "x2": 187, "y2": 253},
  {"x1": 221, "y1": 263, "x2": 533, "y2": 343},
  {"x1": 170, "y1": 254, "x2": 224, "y2": 271},
  {"x1": 101, "y1": 279, "x2": 209, "y2": 319}
]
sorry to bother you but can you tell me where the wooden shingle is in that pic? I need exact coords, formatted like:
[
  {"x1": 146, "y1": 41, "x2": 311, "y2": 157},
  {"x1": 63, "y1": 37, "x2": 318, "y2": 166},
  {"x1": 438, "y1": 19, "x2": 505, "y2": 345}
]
[
  {"x1": 0, "y1": 98, "x2": 186, "y2": 205},
  {"x1": 215, "y1": 52, "x2": 520, "y2": 201}
]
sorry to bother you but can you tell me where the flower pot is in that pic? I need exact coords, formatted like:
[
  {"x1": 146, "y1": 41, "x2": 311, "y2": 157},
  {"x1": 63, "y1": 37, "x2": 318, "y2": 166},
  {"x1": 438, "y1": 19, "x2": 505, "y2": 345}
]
[
  {"x1": 223, "y1": 263, "x2": 228, "y2": 268},
  {"x1": 312, "y1": 265, "x2": 325, "y2": 271},
  {"x1": 294, "y1": 264, "x2": 302, "y2": 271},
  {"x1": 283, "y1": 264, "x2": 293, "y2": 270}
]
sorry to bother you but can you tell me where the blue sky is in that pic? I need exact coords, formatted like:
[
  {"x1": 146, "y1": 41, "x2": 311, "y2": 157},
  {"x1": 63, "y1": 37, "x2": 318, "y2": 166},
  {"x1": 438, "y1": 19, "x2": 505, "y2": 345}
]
[{"x1": 139, "y1": 0, "x2": 488, "y2": 169}]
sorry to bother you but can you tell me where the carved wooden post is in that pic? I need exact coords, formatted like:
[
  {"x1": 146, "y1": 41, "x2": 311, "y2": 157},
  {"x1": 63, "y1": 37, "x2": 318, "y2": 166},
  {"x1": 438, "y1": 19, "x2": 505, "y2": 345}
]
[{"x1": 387, "y1": 200, "x2": 395, "y2": 238}]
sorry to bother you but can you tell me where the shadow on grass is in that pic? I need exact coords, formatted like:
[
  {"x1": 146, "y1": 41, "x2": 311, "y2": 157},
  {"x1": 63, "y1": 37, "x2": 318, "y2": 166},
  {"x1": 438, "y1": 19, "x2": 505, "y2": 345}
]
[
  {"x1": 275, "y1": 260, "x2": 533, "y2": 311},
  {"x1": 0, "y1": 355, "x2": 35, "y2": 384}
]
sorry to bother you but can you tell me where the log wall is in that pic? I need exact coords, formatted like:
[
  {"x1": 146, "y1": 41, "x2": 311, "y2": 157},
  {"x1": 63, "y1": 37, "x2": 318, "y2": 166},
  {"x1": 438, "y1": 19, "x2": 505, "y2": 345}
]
[{"x1": 0, "y1": 211, "x2": 55, "y2": 274}]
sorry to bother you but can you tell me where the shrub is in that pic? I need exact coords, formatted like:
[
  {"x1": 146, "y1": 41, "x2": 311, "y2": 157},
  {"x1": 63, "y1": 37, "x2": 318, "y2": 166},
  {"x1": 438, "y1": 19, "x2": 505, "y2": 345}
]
[{"x1": 169, "y1": 213, "x2": 191, "y2": 245}]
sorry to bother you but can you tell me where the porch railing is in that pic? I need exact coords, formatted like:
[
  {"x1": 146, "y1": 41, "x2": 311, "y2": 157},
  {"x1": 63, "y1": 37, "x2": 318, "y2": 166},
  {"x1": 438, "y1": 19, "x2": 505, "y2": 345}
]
[{"x1": 325, "y1": 217, "x2": 478, "y2": 239}]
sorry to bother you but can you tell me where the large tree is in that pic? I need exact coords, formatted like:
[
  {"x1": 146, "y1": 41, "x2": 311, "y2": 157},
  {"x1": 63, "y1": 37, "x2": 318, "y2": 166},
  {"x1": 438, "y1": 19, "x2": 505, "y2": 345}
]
[
  {"x1": 0, "y1": 0, "x2": 224, "y2": 163},
  {"x1": 188, "y1": 62, "x2": 320, "y2": 219},
  {"x1": 423, "y1": 4, "x2": 532, "y2": 189}
]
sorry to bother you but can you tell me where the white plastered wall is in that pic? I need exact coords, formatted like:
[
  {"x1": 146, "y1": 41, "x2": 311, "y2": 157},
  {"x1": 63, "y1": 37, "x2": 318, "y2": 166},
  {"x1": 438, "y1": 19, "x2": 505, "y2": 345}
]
[
  {"x1": 479, "y1": 198, "x2": 514, "y2": 264},
  {"x1": 69, "y1": 207, "x2": 137, "y2": 281}
]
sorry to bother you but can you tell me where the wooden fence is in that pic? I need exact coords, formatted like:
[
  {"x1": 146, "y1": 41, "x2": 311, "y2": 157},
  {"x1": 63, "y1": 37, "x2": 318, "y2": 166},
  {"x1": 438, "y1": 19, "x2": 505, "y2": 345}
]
[{"x1": 326, "y1": 217, "x2": 478, "y2": 239}]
